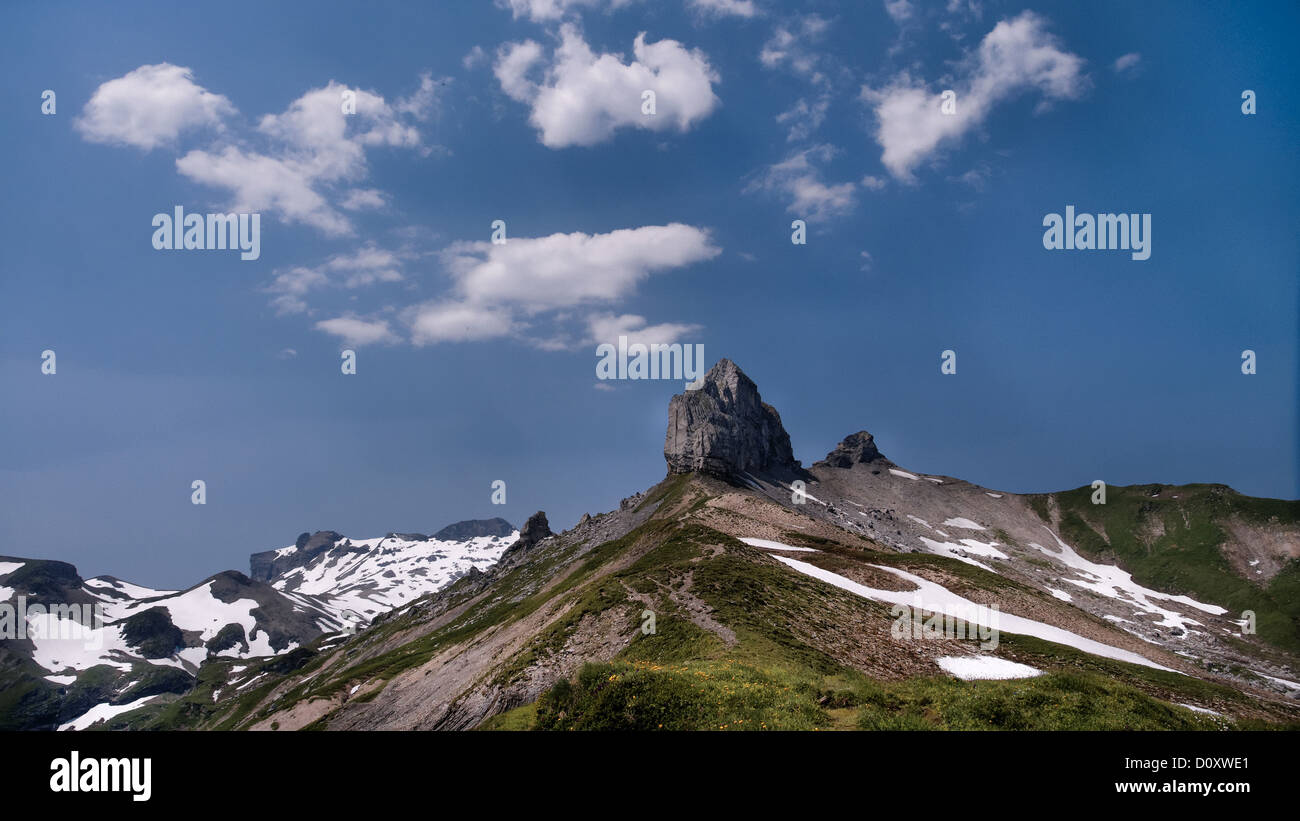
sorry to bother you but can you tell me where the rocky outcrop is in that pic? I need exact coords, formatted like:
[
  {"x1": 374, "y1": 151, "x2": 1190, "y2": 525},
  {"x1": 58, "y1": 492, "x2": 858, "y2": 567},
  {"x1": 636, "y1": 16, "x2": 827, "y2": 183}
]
[
  {"x1": 250, "y1": 531, "x2": 343, "y2": 582},
  {"x1": 814, "y1": 431, "x2": 886, "y2": 469},
  {"x1": 515, "y1": 512, "x2": 552, "y2": 549},
  {"x1": 431, "y1": 518, "x2": 516, "y2": 541},
  {"x1": 664, "y1": 358, "x2": 799, "y2": 478}
]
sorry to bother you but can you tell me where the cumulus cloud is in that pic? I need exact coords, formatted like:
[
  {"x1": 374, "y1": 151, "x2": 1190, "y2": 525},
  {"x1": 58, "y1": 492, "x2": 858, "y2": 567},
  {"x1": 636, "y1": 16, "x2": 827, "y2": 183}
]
[
  {"x1": 176, "y1": 80, "x2": 433, "y2": 234},
  {"x1": 586, "y1": 313, "x2": 701, "y2": 346},
  {"x1": 746, "y1": 145, "x2": 857, "y2": 221},
  {"x1": 862, "y1": 11, "x2": 1087, "y2": 180},
  {"x1": 499, "y1": 0, "x2": 633, "y2": 22},
  {"x1": 80, "y1": 66, "x2": 441, "y2": 235},
  {"x1": 176, "y1": 146, "x2": 352, "y2": 235},
  {"x1": 315, "y1": 316, "x2": 399, "y2": 347},
  {"x1": 76, "y1": 63, "x2": 235, "y2": 150},
  {"x1": 407, "y1": 301, "x2": 518, "y2": 344},
  {"x1": 408, "y1": 224, "x2": 718, "y2": 347},
  {"x1": 689, "y1": 0, "x2": 759, "y2": 19},
  {"x1": 443, "y1": 223, "x2": 718, "y2": 311},
  {"x1": 494, "y1": 24, "x2": 719, "y2": 148}
]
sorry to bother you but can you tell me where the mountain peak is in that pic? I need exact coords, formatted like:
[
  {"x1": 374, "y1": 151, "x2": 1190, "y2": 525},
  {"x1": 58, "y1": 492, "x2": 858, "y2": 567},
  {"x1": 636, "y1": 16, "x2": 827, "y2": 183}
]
[
  {"x1": 814, "y1": 430, "x2": 886, "y2": 469},
  {"x1": 664, "y1": 358, "x2": 799, "y2": 478},
  {"x1": 431, "y1": 518, "x2": 515, "y2": 541}
]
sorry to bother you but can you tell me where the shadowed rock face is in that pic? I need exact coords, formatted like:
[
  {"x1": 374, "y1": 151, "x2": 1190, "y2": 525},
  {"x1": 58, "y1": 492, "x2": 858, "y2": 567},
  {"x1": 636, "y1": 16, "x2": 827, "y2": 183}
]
[
  {"x1": 432, "y1": 518, "x2": 515, "y2": 541},
  {"x1": 504, "y1": 511, "x2": 553, "y2": 557},
  {"x1": 664, "y1": 358, "x2": 798, "y2": 478},
  {"x1": 814, "y1": 431, "x2": 886, "y2": 469}
]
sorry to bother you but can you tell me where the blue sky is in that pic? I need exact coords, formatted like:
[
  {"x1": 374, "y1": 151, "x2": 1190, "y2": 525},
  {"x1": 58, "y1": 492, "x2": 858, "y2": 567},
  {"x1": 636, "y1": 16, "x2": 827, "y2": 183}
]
[{"x1": 1, "y1": 0, "x2": 1296, "y2": 588}]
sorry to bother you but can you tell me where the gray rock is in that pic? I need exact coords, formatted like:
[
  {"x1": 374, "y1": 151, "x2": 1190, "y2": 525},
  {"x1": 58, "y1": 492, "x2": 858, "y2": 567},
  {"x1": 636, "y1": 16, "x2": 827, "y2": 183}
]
[
  {"x1": 250, "y1": 531, "x2": 343, "y2": 582},
  {"x1": 507, "y1": 511, "x2": 553, "y2": 555},
  {"x1": 814, "y1": 431, "x2": 885, "y2": 469},
  {"x1": 664, "y1": 358, "x2": 798, "y2": 478},
  {"x1": 431, "y1": 518, "x2": 515, "y2": 541}
]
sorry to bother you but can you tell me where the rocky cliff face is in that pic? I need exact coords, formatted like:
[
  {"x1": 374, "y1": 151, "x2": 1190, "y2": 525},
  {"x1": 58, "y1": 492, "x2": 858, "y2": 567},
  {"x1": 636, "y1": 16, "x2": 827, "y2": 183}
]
[{"x1": 664, "y1": 358, "x2": 799, "y2": 478}]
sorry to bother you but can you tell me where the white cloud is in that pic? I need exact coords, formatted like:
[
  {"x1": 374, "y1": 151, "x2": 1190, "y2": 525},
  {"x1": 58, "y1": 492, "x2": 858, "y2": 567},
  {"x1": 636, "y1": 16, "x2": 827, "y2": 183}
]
[
  {"x1": 860, "y1": 174, "x2": 887, "y2": 190},
  {"x1": 746, "y1": 145, "x2": 857, "y2": 220},
  {"x1": 81, "y1": 66, "x2": 438, "y2": 235},
  {"x1": 689, "y1": 0, "x2": 759, "y2": 19},
  {"x1": 884, "y1": 0, "x2": 914, "y2": 24},
  {"x1": 862, "y1": 11, "x2": 1087, "y2": 180},
  {"x1": 340, "y1": 188, "x2": 387, "y2": 211},
  {"x1": 176, "y1": 146, "x2": 352, "y2": 235},
  {"x1": 264, "y1": 246, "x2": 406, "y2": 314},
  {"x1": 409, "y1": 224, "x2": 717, "y2": 347},
  {"x1": 494, "y1": 24, "x2": 719, "y2": 148},
  {"x1": 776, "y1": 95, "x2": 829, "y2": 142},
  {"x1": 76, "y1": 63, "x2": 235, "y2": 150},
  {"x1": 1112, "y1": 52, "x2": 1142, "y2": 74},
  {"x1": 325, "y1": 245, "x2": 405, "y2": 288},
  {"x1": 408, "y1": 301, "x2": 517, "y2": 344},
  {"x1": 586, "y1": 313, "x2": 700, "y2": 346},
  {"x1": 266, "y1": 265, "x2": 330, "y2": 315},
  {"x1": 463, "y1": 46, "x2": 488, "y2": 70},
  {"x1": 394, "y1": 72, "x2": 450, "y2": 121},
  {"x1": 315, "y1": 316, "x2": 399, "y2": 347},
  {"x1": 176, "y1": 81, "x2": 430, "y2": 234},
  {"x1": 442, "y1": 223, "x2": 719, "y2": 312},
  {"x1": 499, "y1": 0, "x2": 632, "y2": 22},
  {"x1": 760, "y1": 15, "x2": 830, "y2": 82}
]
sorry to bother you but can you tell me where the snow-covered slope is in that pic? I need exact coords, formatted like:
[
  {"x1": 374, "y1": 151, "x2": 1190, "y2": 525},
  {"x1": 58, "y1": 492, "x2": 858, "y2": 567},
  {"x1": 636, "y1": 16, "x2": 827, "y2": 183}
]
[
  {"x1": 264, "y1": 530, "x2": 518, "y2": 622},
  {"x1": 0, "y1": 518, "x2": 519, "y2": 730}
]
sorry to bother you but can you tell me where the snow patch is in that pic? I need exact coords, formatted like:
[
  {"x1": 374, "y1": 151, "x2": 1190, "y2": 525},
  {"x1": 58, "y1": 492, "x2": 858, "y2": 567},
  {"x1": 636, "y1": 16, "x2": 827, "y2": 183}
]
[
  {"x1": 769, "y1": 555, "x2": 1175, "y2": 671},
  {"x1": 59, "y1": 696, "x2": 159, "y2": 731},
  {"x1": 937, "y1": 656, "x2": 1042, "y2": 680},
  {"x1": 1030, "y1": 528, "x2": 1227, "y2": 634},
  {"x1": 739, "y1": 538, "x2": 819, "y2": 553}
]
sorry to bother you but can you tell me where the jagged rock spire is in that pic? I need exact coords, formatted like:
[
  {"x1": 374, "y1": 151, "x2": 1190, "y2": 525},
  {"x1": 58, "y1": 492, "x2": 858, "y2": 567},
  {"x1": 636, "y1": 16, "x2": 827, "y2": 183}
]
[{"x1": 664, "y1": 358, "x2": 798, "y2": 478}]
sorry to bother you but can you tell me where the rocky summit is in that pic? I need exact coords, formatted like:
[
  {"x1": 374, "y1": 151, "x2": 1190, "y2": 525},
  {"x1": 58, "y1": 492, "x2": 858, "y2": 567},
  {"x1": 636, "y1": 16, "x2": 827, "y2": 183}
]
[
  {"x1": 814, "y1": 431, "x2": 886, "y2": 469},
  {"x1": 664, "y1": 358, "x2": 799, "y2": 478}
]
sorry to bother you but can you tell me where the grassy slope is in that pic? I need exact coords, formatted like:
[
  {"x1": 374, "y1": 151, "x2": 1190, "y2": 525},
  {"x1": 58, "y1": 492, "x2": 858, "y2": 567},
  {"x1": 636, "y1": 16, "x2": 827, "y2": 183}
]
[
  {"x1": 113, "y1": 476, "x2": 1300, "y2": 731},
  {"x1": 1032, "y1": 483, "x2": 1300, "y2": 654}
]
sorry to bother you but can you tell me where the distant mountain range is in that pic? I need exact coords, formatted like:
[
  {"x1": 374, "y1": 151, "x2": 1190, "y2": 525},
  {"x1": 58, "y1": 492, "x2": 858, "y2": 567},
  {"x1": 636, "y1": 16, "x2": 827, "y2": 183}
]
[
  {"x1": 3, "y1": 359, "x2": 1297, "y2": 731},
  {"x1": 0, "y1": 522, "x2": 518, "y2": 729}
]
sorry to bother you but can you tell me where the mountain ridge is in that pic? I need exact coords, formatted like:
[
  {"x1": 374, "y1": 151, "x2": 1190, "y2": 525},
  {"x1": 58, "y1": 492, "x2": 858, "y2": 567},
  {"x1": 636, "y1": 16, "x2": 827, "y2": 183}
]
[{"x1": 3, "y1": 360, "x2": 1296, "y2": 731}]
